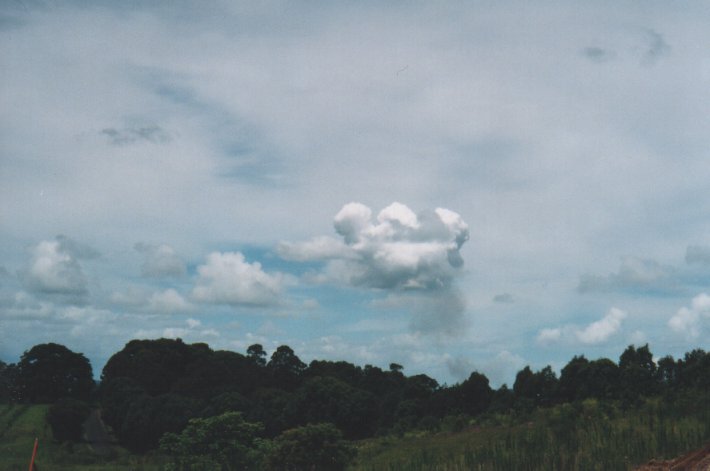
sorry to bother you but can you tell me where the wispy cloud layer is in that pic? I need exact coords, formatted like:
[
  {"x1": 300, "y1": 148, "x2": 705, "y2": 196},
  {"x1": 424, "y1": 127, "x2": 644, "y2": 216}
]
[{"x1": 1, "y1": 0, "x2": 709, "y2": 385}]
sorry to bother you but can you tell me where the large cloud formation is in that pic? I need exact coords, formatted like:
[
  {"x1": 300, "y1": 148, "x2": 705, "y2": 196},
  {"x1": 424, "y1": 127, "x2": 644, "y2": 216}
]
[{"x1": 279, "y1": 202, "x2": 469, "y2": 291}]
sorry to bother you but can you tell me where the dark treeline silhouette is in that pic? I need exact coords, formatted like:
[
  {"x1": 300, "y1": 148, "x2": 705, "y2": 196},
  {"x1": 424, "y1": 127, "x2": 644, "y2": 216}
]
[{"x1": 1, "y1": 340, "x2": 709, "y2": 457}]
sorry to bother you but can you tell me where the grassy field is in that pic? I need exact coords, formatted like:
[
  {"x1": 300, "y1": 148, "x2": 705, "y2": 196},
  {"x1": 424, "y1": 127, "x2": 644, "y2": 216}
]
[
  {"x1": 0, "y1": 403, "x2": 162, "y2": 471},
  {"x1": 348, "y1": 399, "x2": 710, "y2": 471}
]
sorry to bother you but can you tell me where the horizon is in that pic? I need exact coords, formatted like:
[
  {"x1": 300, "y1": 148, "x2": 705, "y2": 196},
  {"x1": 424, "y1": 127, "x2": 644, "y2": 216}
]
[{"x1": 2, "y1": 1, "x2": 710, "y2": 387}]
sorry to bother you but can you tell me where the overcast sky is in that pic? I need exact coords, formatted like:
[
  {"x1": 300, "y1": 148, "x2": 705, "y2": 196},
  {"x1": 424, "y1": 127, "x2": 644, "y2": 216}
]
[{"x1": 2, "y1": 0, "x2": 710, "y2": 386}]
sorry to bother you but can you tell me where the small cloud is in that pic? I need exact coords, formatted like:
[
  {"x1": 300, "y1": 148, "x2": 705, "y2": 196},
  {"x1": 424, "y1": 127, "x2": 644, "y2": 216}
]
[
  {"x1": 147, "y1": 289, "x2": 192, "y2": 313},
  {"x1": 21, "y1": 236, "x2": 97, "y2": 302},
  {"x1": 493, "y1": 293, "x2": 514, "y2": 304},
  {"x1": 641, "y1": 28, "x2": 670, "y2": 66},
  {"x1": 685, "y1": 245, "x2": 710, "y2": 265},
  {"x1": 581, "y1": 46, "x2": 615, "y2": 63},
  {"x1": 537, "y1": 307, "x2": 627, "y2": 346},
  {"x1": 101, "y1": 125, "x2": 170, "y2": 145},
  {"x1": 186, "y1": 318, "x2": 201, "y2": 329},
  {"x1": 536, "y1": 328, "x2": 562, "y2": 345},
  {"x1": 192, "y1": 251, "x2": 284, "y2": 307},
  {"x1": 575, "y1": 307, "x2": 626, "y2": 344},
  {"x1": 668, "y1": 293, "x2": 710, "y2": 340},
  {"x1": 134, "y1": 243, "x2": 187, "y2": 278},
  {"x1": 578, "y1": 257, "x2": 676, "y2": 295}
]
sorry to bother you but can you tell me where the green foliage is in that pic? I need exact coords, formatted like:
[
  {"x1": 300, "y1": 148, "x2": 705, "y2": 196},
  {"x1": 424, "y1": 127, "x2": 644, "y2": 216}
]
[
  {"x1": 16, "y1": 343, "x2": 94, "y2": 403},
  {"x1": 264, "y1": 423, "x2": 355, "y2": 471},
  {"x1": 101, "y1": 338, "x2": 206, "y2": 396},
  {"x1": 120, "y1": 393, "x2": 200, "y2": 453},
  {"x1": 289, "y1": 376, "x2": 379, "y2": 439},
  {"x1": 160, "y1": 411, "x2": 266, "y2": 471},
  {"x1": 47, "y1": 398, "x2": 91, "y2": 442},
  {"x1": 351, "y1": 396, "x2": 710, "y2": 470}
]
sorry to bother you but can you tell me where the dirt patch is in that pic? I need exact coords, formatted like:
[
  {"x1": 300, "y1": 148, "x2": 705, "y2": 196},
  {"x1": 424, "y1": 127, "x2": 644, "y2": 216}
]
[{"x1": 634, "y1": 443, "x2": 710, "y2": 471}]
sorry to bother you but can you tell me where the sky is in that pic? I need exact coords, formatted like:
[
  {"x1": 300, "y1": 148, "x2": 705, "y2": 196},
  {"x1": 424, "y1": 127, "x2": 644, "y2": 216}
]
[{"x1": 2, "y1": 0, "x2": 710, "y2": 386}]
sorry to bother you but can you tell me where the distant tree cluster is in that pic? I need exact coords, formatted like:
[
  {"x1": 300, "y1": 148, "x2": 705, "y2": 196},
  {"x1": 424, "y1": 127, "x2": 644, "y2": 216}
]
[{"x1": 1, "y1": 339, "x2": 709, "y2": 469}]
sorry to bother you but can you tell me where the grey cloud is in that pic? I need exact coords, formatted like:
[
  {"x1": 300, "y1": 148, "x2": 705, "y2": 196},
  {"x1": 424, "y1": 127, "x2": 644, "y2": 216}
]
[
  {"x1": 134, "y1": 243, "x2": 186, "y2": 278},
  {"x1": 445, "y1": 355, "x2": 476, "y2": 381},
  {"x1": 685, "y1": 245, "x2": 710, "y2": 265},
  {"x1": 446, "y1": 350, "x2": 525, "y2": 386},
  {"x1": 578, "y1": 257, "x2": 677, "y2": 295},
  {"x1": 20, "y1": 236, "x2": 95, "y2": 303},
  {"x1": 101, "y1": 125, "x2": 170, "y2": 145},
  {"x1": 493, "y1": 293, "x2": 514, "y2": 304},
  {"x1": 642, "y1": 29, "x2": 670, "y2": 65},
  {"x1": 582, "y1": 46, "x2": 615, "y2": 63},
  {"x1": 408, "y1": 288, "x2": 468, "y2": 337}
]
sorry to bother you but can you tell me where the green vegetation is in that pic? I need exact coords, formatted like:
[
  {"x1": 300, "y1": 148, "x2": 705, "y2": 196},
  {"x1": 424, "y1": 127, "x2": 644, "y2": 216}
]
[
  {"x1": 1, "y1": 341, "x2": 709, "y2": 470},
  {"x1": 0, "y1": 403, "x2": 163, "y2": 471},
  {"x1": 351, "y1": 396, "x2": 710, "y2": 470}
]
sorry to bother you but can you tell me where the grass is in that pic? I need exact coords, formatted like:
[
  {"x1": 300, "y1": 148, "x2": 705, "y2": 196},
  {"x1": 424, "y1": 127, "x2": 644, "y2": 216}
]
[
  {"x1": 0, "y1": 403, "x2": 164, "y2": 471},
  {"x1": 348, "y1": 398, "x2": 710, "y2": 471}
]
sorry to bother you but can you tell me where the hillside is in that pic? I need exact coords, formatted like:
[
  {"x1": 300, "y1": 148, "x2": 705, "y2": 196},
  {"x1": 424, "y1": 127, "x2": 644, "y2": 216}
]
[{"x1": 0, "y1": 403, "x2": 161, "y2": 471}]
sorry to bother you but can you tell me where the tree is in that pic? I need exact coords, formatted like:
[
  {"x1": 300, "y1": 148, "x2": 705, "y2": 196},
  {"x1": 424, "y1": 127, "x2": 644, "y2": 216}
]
[
  {"x1": 99, "y1": 377, "x2": 146, "y2": 433},
  {"x1": 619, "y1": 344, "x2": 657, "y2": 399},
  {"x1": 160, "y1": 411, "x2": 266, "y2": 471},
  {"x1": 458, "y1": 371, "x2": 493, "y2": 415},
  {"x1": 16, "y1": 343, "x2": 94, "y2": 402},
  {"x1": 513, "y1": 365, "x2": 558, "y2": 408},
  {"x1": 47, "y1": 398, "x2": 91, "y2": 442},
  {"x1": 101, "y1": 338, "x2": 205, "y2": 396},
  {"x1": 289, "y1": 376, "x2": 379, "y2": 439},
  {"x1": 558, "y1": 355, "x2": 589, "y2": 402},
  {"x1": 0, "y1": 361, "x2": 18, "y2": 403},
  {"x1": 267, "y1": 345, "x2": 306, "y2": 390},
  {"x1": 247, "y1": 344, "x2": 267, "y2": 367},
  {"x1": 119, "y1": 393, "x2": 200, "y2": 453},
  {"x1": 264, "y1": 423, "x2": 355, "y2": 471}
]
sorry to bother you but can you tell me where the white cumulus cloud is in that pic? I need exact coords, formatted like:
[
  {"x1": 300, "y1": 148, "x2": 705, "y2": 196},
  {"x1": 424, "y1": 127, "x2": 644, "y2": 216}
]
[
  {"x1": 575, "y1": 307, "x2": 627, "y2": 344},
  {"x1": 279, "y1": 202, "x2": 469, "y2": 290},
  {"x1": 537, "y1": 307, "x2": 627, "y2": 346},
  {"x1": 668, "y1": 293, "x2": 710, "y2": 340},
  {"x1": 192, "y1": 252, "x2": 283, "y2": 306}
]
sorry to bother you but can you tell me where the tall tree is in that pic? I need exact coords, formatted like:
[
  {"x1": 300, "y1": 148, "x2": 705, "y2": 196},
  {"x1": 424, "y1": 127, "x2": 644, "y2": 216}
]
[
  {"x1": 16, "y1": 343, "x2": 93, "y2": 402},
  {"x1": 267, "y1": 345, "x2": 306, "y2": 390},
  {"x1": 247, "y1": 344, "x2": 268, "y2": 367}
]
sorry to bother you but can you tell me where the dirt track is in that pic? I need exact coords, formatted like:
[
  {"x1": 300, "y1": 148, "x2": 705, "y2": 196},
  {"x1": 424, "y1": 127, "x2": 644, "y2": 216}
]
[
  {"x1": 82, "y1": 409, "x2": 115, "y2": 456},
  {"x1": 634, "y1": 443, "x2": 710, "y2": 471}
]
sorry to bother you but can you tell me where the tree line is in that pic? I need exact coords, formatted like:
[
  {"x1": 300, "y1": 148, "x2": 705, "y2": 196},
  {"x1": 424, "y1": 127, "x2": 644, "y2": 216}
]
[{"x1": 1, "y1": 340, "x2": 709, "y2": 469}]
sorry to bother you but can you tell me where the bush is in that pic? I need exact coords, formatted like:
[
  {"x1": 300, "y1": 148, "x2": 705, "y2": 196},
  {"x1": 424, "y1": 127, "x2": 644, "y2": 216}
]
[
  {"x1": 47, "y1": 398, "x2": 91, "y2": 442},
  {"x1": 264, "y1": 423, "x2": 355, "y2": 471}
]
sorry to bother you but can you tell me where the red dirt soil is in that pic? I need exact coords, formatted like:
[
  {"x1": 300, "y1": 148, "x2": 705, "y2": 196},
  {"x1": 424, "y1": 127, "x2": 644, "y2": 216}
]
[{"x1": 634, "y1": 443, "x2": 710, "y2": 471}]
